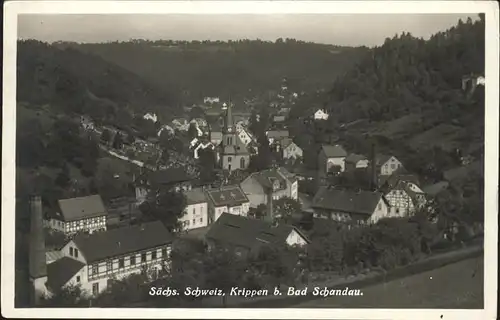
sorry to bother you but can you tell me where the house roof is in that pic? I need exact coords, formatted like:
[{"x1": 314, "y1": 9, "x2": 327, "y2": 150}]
[
  {"x1": 345, "y1": 153, "x2": 368, "y2": 164},
  {"x1": 381, "y1": 170, "x2": 421, "y2": 189},
  {"x1": 205, "y1": 213, "x2": 310, "y2": 251},
  {"x1": 312, "y1": 187, "x2": 384, "y2": 216},
  {"x1": 375, "y1": 154, "x2": 394, "y2": 166},
  {"x1": 222, "y1": 135, "x2": 250, "y2": 155},
  {"x1": 266, "y1": 130, "x2": 289, "y2": 139},
  {"x1": 273, "y1": 115, "x2": 286, "y2": 122},
  {"x1": 147, "y1": 167, "x2": 192, "y2": 186},
  {"x1": 72, "y1": 221, "x2": 174, "y2": 263},
  {"x1": 205, "y1": 185, "x2": 249, "y2": 207},
  {"x1": 256, "y1": 170, "x2": 285, "y2": 190},
  {"x1": 185, "y1": 188, "x2": 208, "y2": 205},
  {"x1": 57, "y1": 195, "x2": 107, "y2": 222},
  {"x1": 321, "y1": 145, "x2": 348, "y2": 158},
  {"x1": 46, "y1": 257, "x2": 85, "y2": 291},
  {"x1": 46, "y1": 250, "x2": 63, "y2": 263},
  {"x1": 277, "y1": 166, "x2": 297, "y2": 184}
]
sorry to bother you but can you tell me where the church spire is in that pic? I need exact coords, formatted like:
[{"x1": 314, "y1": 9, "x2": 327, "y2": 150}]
[{"x1": 225, "y1": 96, "x2": 234, "y2": 132}]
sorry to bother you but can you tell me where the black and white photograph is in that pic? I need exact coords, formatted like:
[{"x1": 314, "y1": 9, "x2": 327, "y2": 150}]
[{"x1": 2, "y1": 1, "x2": 498, "y2": 319}]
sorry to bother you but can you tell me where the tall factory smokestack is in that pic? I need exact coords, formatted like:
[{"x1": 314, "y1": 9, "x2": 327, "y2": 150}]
[
  {"x1": 266, "y1": 188, "x2": 274, "y2": 223},
  {"x1": 370, "y1": 143, "x2": 377, "y2": 191},
  {"x1": 29, "y1": 195, "x2": 48, "y2": 306}
]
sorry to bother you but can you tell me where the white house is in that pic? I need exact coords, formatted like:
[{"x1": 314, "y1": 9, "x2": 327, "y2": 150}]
[
  {"x1": 237, "y1": 126, "x2": 255, "y2": 146},
  {"x1": 375, "y1": 155, "x2": 404, "y2": 176},
  {"x1": 280, "y1": 139, "x2": 303, "y2": 160},
  {"x1": 240, "y1": 167, "x2": 298, "y2": 209},
  {"x1": 44, "y1": 221, "x2": 173, "y2": 297},
  {"x1": 314, "y1": 109, "x2": 329, "y2": 120},
  {"x1": 204, "y1": 97, "x2": 220, "y2": 104},
  {"x1": 44, "y1": 195, "x2": 108, "y2": 235},
  {"x1": 318, "y1": 144, "x2": 348, "y2": 176},
  {"x1": 205, "y1": 185, "x2": 250, "y2": 223},
  {"x1": 311, "y1": 187, "x2": 390, "y2": 224},
  {"x1": 344, "y1": 154, "x2": 370, "y2": 171},
  {"x1": 143, "y1": 113, "x2": 158, "y2": 123},
  {"x1": 180, "y1": 188, "x2": 209, "y2": 231}
]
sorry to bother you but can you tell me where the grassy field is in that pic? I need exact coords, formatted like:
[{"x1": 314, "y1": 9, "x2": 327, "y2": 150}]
[{"x1": 295, "y1": 256, "x2": 484, "y2": 308}]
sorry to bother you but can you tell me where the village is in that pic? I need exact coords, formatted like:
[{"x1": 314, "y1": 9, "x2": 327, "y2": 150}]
[{"x1": 25, "y1": 72, "x2": 485, "y2": 307}]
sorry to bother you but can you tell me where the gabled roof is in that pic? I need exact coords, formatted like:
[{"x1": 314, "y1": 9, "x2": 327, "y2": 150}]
[
  {"x1": 57, "y1": 195, "x2": 107, "y2": 222},
  {"x1": 222, "y1": 135, "x2": 250, "y2": 155},
  {"x1": 381, "y1": 170, "x2": 420, "y2": 189},
  {"x1": 205, "y1": 213, "x2": 310, "y2": 251},
  {"x1": 266, "y1": 130, "x2": 289, "y2": 139},
  {"x1": 249, "y1": 169, "x2": 288, "y2": 192},
  {"x1": 46, "y1": 257, "x2": 85, "y2": 291},
  {"x1": 312, "y1": 187, "x2": 384, "y2": 216},
  {"x1": 205, "y1": 185, "x2": 249, "y2": 207},
  {"x1": 72, "y1": 221, "x2": 174, "y2": 263},
  {"x1": 375, "y1": 154, "x2": 395, "y2": 166},
  {"x1": 321, "y1": 145, "x2": 348, "y2": 158},
  {"x1": 185, "y1": 188, "x2": 208, "y2": 205},
  {"x1": 345, "y1": 153, "x2": 368, "y2": 164}
]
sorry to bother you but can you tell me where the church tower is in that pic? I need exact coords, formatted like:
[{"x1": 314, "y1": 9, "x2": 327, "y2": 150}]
[
  {"x1": 29, "y1": 195, "x2": 48, "y2": 305},
  {"x1": 220, "y1": 99, "x2": 250, "y2": 172}
]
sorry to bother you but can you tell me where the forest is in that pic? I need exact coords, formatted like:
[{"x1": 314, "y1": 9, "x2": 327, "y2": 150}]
[
  {"x1": 290, "y1": 15, "x2": 485, "y2": 182},
  {"x1": 60, "y1": 39, "x2": 369, "y2": 103}
]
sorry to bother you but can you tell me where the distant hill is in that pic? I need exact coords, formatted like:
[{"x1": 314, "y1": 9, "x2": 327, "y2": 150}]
[
  {"x1": 289, "y1": 15, "x2": 485, "y2": 180},
  {"x1": 17, "y1": 40, "x2": 179, "y2": 124},
  {"x1": 61, "y1": 39, "x2": 369, "y2": 103}
]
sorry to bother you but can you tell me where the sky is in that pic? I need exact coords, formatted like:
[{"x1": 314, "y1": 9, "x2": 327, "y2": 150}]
[{"x1": 18, "y1": 13, "x2": 478, "y2": 47}]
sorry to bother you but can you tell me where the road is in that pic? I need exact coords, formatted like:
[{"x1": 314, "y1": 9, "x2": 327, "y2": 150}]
[{"x1": 294, "y1": 256, "x2": 484, "y2": 308}]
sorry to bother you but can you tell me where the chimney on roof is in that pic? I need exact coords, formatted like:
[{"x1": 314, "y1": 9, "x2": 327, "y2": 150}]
[{"x1": 29, "y1": 195, "x2": 47, "y2": 306}]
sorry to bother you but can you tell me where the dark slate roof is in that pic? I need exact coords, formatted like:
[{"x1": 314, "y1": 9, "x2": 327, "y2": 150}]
[
  {"x1": 249, "y1": 169, "x2": 288, "y2": 192},
  {"x1": 58, "y1": 195, "x2": 107, "y2": 222},
  {"x1": 279, "y1": 137, "x2": 295, "y2": 149},
  {"x1": 185, "y1": 188, "x2": 208, "y2": 205},
  {"x1": 222, "y1": 135, "x2": 250, "y2": 155},
  {"x1": 46, "y1": 257, "x2": 85, "y2": 291},
  {"x1": 205, "y1": 213, "x2": 309, "y2": 250},
  {"x1": 345, "y1": 153, "x2": 368, "y2": 164},
  {"x1": 321, "y1": 145, "x2": 348, "y2": 158},
  {"x1": 267, "y1": 130, "x2": 289, "y2": 139},
  {"x1": 72, "y1": 221, "x2": 174, "y2": 263},
  {"x1": 277, "y1": 166, "x2": 298, "y2": 184},
  {"x1": 381, "y1": 170, "x2": 421, "y2": 189},
  {"x1": 205, "y1": 185, "x2": 249, "y2": 207},
  {"x1": 312, "y1": 187, "x2": 384, "y2": 216},
  {"x1": 375, "y1": 154, "x2": 394, "y2": 166},
  {"x1": 148, "y1": 167, "x2": 192, "y2": 185}
]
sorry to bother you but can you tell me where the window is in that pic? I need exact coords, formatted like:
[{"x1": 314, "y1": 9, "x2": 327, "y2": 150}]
[
  {"x1": 69, "y1": 247, "x2": 73, "y2": 256},
  {"x1": 391, "y1": 164, "x2": 396, "y2": 169},
  {"x1": 396, "y1": 208, "x2": 400, "y2": 214},
  {"x1": 76, "y1": 276, "x2": 80, "y2": 283},
  {"x1": 130, "y1": 256, "x2": 136, "y2": 266},
  {"x1": 192, "y1": 219, "x2": 195, "y2": 225},
  {"x1": 92, "y1": 283, "x2": 99, "y2": 296},
  {"x1": 192, "y1": 207, "x2": 196, "y2": 215},
  {"x1": 162, "y1": 248, "x2": 167, "y2": 258},
  {"x1": 240, "y1": 157, "x2": 246, "y2": 168},
  {"x1": 118, "y1": 258, "x2": 124, "y2": 269},
  {"x1": 377, "y1": 204, "x2": 381, "y2": 210},
  {"x1": 74, "y1": 249, "x2": 79, "y2": 258},
  {"x1": 141, "y1": 253, "x2": 147, "y2": 263},
  {"x1": 152, "y1": 251, "x2": 157, "y2": 260},
  {"x1": 199, "y1": 217, "x2": 203, "y2": 223},
  {"x1": 107, "y1": 260, "x2": 112, "y2": 272},
  {"x1": 92, "y1": 264, "x2": 98, "y2": 274},
  {"x1": 228, "y1": 156, "x2": 232, "y2": 162}
]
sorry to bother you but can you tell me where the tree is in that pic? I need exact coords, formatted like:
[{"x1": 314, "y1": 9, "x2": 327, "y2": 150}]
[
  {"x1": 145, "y1": 187, "x2": 187, "y2": 232},
  {"x1": 55, "y1": 163, "x2": 71, "y2": 188},
  {"x1": 112, "y1": 132, "x2": 124, "y2": 150},
  {"x1": 100, "y1": 129, "x2": 112, "y2": 145},
  {"x1": 198, "y1": 148, "x2": 217, "y2": 184},
  {"x1": 273, "y1": 197, "x2": 301, "y2": 224},
  {"x1": 40, "y1": 284, "x2": 90, "y2": 307},
  {"x1": 188, "y1": 123, "x2": 199, "y2": 140},
  {"x1": 249, "y1": 204, "x2": 267, "y2": 219},
  {"x1": 95, "y1": 273, "x2": 148, "y2": 307},
  {"x1": 203, "y1": 245, "x2": 246, "y2": 307}
]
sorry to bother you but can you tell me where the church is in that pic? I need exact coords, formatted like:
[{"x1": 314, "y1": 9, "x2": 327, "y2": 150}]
[{"x1": 214, "y1": 102, "x2": 251, "y2": 172}]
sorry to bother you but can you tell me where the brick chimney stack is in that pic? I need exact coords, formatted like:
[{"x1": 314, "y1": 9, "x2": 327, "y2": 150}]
[{"x1": 29, "y1": 195, "x2": 48, "y2": 306}]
